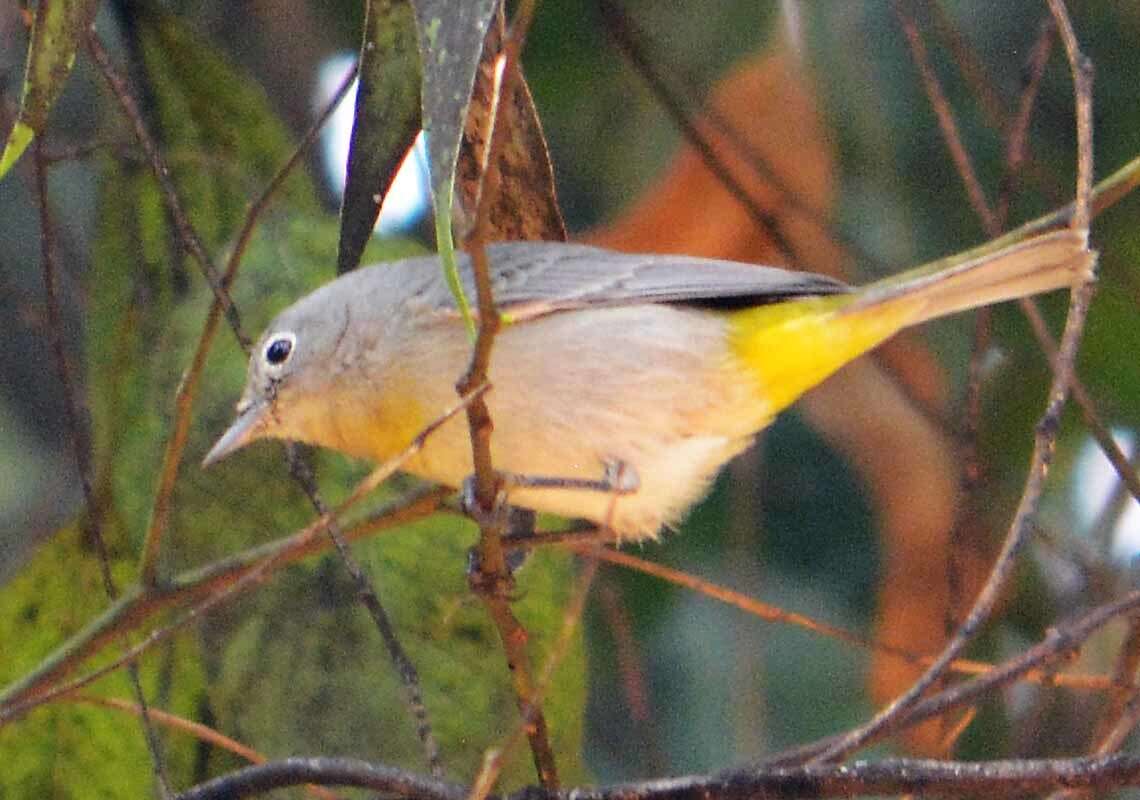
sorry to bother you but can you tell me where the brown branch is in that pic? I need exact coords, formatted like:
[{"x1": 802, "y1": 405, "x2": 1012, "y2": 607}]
[
  {"x1": 0, "y1": 464, "x2": 453, "y2": 715},
  {"x1": 1043, "y1": 621, "x2": 1140, "y2": 800},
  {"x1": 1019, "y1": 298, "x2": 1140, "y2": 506},
  {"x1": 769, "y1": 587, "x2": 1140, "y2": 765},
  {"x1": 886, "y1": 7, "x2": 1139, "y2": 528},
  {"x1": 811, "y1": 2, "x2": 1097, "y2": 762},
  {"x1": 569, "y1": 542, "x2": 1113, "y2": 691},
  {"x1": 86, "y1": 27, "x2": 246, "y2": 586},
  {"x1": 996, "y1": 16, "x2": 1055, "y2": 223},
  {"x1": 470, "y1": 547, "x2": 601, "y2": 800},
  {"x1": 130, "y1": 51, "x2": 357, "y2": 586},
  {"x1": 892, "y1": 0, "x2": 999, "y2": 237},
  {"x1": 33, "y1": 137, "x2": 173, "y2": 798},
  {"x1": 457, "y1": 1, "x2": 560, "y2": 789},
  {"x1": 287, "y1": 446, "x2": 443, "y2": 779},
  {"x1": 173, "y1": 750, "x2": 1140, "y2": 800},
  {"x1": 69, "y1": 696, "x2": 341, "y2": 800},
  {"x1": 0, "y1": 381, "x2": 482, "y2": 720},
  {"x1": 64, "y1": 40, "x2": 445, "y2": 774},
  {"x1": 891, "y1": 0, "x2": 1005, "y2": 658}
]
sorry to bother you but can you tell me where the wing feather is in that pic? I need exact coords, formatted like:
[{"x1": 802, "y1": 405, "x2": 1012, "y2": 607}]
[{"x1": 435, "y1": 242, "x2": 850, "y2": 320}]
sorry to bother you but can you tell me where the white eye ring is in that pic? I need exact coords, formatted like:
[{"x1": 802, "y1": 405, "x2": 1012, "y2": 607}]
[{"x1": 262, "y1": 331, "x2": 297, "y2": 372}]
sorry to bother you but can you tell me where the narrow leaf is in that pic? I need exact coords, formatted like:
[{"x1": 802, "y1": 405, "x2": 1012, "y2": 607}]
[
  {"x1": 337, "y1": 0, "x2": 422, "y2": 275},
  {"x1": 456, "y1": 17, "x2": 566, "y2": 244},
  {"x1": 410, "y1": 0, "x2": 501, "y2": 333},
  {"x1": 0, "y1": 0, "x2": 100, "y2": 179}
]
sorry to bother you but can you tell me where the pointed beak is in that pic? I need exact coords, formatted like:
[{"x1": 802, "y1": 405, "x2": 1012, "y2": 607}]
[{"x1": 202, "y1": 400, "x2": 266, "y2": 468}]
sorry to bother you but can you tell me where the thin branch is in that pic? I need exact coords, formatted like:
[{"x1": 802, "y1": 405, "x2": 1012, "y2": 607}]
[
  {"x1": 892, "y1": 0, "x2": 999, "y2": 236},
  {"x1": 595, "y1": 0, "x2": 797, "y2": 265},
  {"x1": 569, "y1": 543, "x2": 1113, "y2": 692},
  {"x1": 0, "y1": 385, "x2": 478, "y2": 729},
  {"x1": 955, "y1": 17, "x2": 1054, "y2": 640},
  {"x1": 0, "y1": 492, "x2": 453, "y2": 724},
  {"x1": 469, "y1": 546, "x2": 602, "y2": 800},
  {"x1": 175, "y1": 758, "x2": 464, "y2": 800},
  {"x1": 69, "y1": 696, "x2": 342, "y2": 800},
  {"x1": 0, "y1": 486, "x2": 444, "y2": 714},
  {"x1": 891, "y1": 0, "x2": 1005, "y2": 654},
  {"x1": 811, "y1": 2, "x2": 1097, "y2": 762},
  {"x1": 1043, "y1": 620, "x2": 1140, "y2": 800},
  {"x1": 769, "y1": 588, "x2": 1140, "y2": 765},
  {"x1": 88, "y1": 26, "x2": 247, "y2": 586},
  {"x1": 81, "y1": 38, "x2": 445, "y2": 778},
  {"x1": 996, "y1": 16, "x2": 1055, "y2": 223},
  {"x1": 133, "y1": 54, "x2": 358, "y2": 586},
  {"x1": 287, "y1": 446, "x2": 444, "y2": 779},
  {"x1": 455, "y1": 1, "x2": 561, "y2": 791},
  {"x1": 85, "y1": 30, "x2": 246, "y2": 345},
  {"x1": 33, "y1": 138, "x2": 173, "y2": 798},
  {"x1": 1018, "y1": 298, "x2": 1140, "y2": 505},
  {"x1": 926, "y1": 2, "x2": 1015, "y2": 132},
  {"x1": 174, "y1": 751, "x2": 1140, "y2": 800}
]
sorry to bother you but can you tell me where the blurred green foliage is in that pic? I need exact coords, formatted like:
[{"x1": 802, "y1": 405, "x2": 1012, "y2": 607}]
[
  {"x1": 1, "y1": 0, "x2": 1139, "y2": 795},
  {"x1": 1, "y1": 5, "x2": 585, "y2": 794}
]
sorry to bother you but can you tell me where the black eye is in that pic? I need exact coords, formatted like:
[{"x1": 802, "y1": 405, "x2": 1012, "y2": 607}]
[{"x1": 265, "y1": 336, "x2": 293, "y2": 366}]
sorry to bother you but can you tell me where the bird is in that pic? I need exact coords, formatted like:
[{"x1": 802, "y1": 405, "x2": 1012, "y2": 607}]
[{"x1": 204, "y1": 230, "x2": 1093, "y2": 541}]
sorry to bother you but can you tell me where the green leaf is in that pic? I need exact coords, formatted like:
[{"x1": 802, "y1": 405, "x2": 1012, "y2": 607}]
[
  {"x1": 0, "y1": 0, "x2": 100, "y2": 179},
  {"x1": 336, "y1": 0, "x2": 422, "y2": 275},
  {"x1": 410, "y1": 0, "x2": 501, "y2": 333},
  {"x1": 0, "y1": 528, "x2": 205, "y2": 798}
]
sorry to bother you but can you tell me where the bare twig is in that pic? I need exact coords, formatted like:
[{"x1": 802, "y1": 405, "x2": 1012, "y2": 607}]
[
  {"x1": 996, "y1": 16, "x2": 1056, "y2": 223},
  {"x1": 892, "y1": 0, "x2": 999, "y2": 236},
  {"x1": 811, "y1": 0, "x2": 1096, "y2": 763},
  {"x1": 454, "y1": 1, "x2": 561, "y2": 790},
  {"x1": 287, "y1": 446, "x2": 444, "y2": 779},
  {"x1": 87, "y1": 26, "x2": 246, "y2": 586},
  {"x1": 769, "y1": 588, "x2": 1140, "y2": 765},
  {"x1": 174, "y1": 750, "x2": 1140, "y2": 800},
  {"x1": 469, "y1": 547, "x2": 601, "y2": 800},
  {"x1": 69, "y1": 696, "x2": 342, "y2": 800},
  {"x1": 33, "y1": 138, "x2": 173, "y2": 798},
  {"x1": 82, "y1": 38, "x2": 443, "y2": 776},
  {"x1": 85, "y1": 30, "x2": 246, "y2": 344},
  {"x1": 132, "y1": 55, "x2": 358, "y2": 586},
  {"x1": 568, "y1": 543, "x2": 1113, "y2": 692},
  {"x1": 891, "y1": 0, "x2": 1003, "y2": 653},
  {"x1": 1042, "y1": 620, "x2": 1140, "y2": 800},
  {"x1": 0, "y1": 485, "x2": 445, "y2": 714},
  {"x1": 1018, "y1": 299, "x2": 1140, "y2": 505}
]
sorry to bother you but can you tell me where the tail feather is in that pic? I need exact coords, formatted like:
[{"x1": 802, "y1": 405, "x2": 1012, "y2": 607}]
[
  {"x1": 729, "y1": 228, "x2": 1094, "y2": 424},
  {"x1": 846, "y1": 229, "x2": 1096, "y2": 325}
]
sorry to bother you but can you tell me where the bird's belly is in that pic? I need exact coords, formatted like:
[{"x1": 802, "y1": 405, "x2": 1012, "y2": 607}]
[
  {"x1": 402, "y1": 411, "x2": 752, "y2": 541},
  {"x1": 394, "y1": 304, "x2": 766, "y2": 540}
]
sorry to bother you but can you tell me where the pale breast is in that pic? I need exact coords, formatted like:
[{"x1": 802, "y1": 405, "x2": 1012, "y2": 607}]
[{"x1": 395, "y1": 304, "x2": 767, "y2": 539}]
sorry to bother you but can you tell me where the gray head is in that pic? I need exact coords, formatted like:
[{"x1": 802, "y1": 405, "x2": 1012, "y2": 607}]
[
  {"x1": 202, "y1": 273, "x2": 383, "y2": 466},
  {"x1": 204, "y1": 314, "x2": 326, "y2": 467}
]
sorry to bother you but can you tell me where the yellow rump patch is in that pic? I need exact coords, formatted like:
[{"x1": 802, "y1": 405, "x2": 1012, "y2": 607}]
[{"x1": 727, "y1": 294, "x2": 924, "y2": 418}]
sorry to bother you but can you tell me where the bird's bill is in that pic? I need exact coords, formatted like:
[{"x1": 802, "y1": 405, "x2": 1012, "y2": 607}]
[{"x1": 202, "y1": 401, "x2": 265, "y2": 467}]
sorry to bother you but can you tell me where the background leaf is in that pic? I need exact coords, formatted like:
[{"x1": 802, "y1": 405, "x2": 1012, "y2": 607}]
[
  {"x1": 0, "y1": 0, "x2": 100, "y2": 179},
  {"x1": 336, "y1": 0, "x2": 422, "y2": 275}
]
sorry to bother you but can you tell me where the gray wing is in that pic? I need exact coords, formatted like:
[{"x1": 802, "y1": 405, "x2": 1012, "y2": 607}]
[{"x1": 447, "y1": 241, "x2": 850, "y2": 320}]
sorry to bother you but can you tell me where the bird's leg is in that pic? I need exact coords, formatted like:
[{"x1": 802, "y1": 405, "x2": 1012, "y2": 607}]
[
  {"x1": 461, "y1": 477, "x2": 532, "y2": 595},
  {"x1": 497, "y1": 458, "x2": 641, "y2": 495},
  {"x1": 461, "y1": 459, "x2": 638, "y2": 579},
  {"x1": 494, "y1": 458, "x2": 639, "y2": 550},
  {"x1": 502, "y1": 523, "x2": 610, "y2": 550}
]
